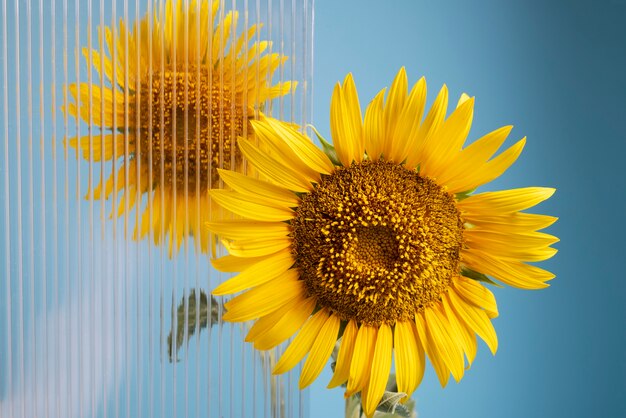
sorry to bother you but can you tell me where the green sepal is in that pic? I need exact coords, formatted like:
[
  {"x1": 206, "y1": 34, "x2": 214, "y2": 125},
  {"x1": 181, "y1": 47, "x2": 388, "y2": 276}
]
[
  {"x1": 455, "y1": 188, "x2": 476, "y2": 201},
  {"x1": 376, "y1": 391, "x2": 414, "y2": 417},
  {"x1": 343, "y1": 372, "x2": 418, "y2": 418},
  {"x1": 461, "y1": 267, "x2": 503, "y2": 288},
  {"x1": 308, "y1": 124, "x2": 341, "y2": 166}
]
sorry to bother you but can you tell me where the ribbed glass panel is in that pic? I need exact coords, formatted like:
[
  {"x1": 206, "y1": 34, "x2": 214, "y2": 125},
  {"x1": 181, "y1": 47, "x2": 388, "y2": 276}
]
[{"x1": 0, "y1": 0, "x2": 314, "y2": 417}]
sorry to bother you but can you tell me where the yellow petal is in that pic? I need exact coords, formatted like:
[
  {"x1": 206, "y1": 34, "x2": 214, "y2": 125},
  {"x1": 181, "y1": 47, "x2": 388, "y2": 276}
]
[
  {"x1": 453, "y1": 276, "x2": 498, "y2": 318},
  {"x1": 391, "y1": 77, "x2": 427, "y2": 163},
  {"x1": 363, "y1": 88, "x2": 386, "y2": 161},
  {"x1": 465, "y1": 229, "x2": 558, "y2": 262},
  {"x1": 217, "y1": 169, "x2": 300, "y2": 207},
  {"x1": 448, "y1": 290, "x2": 498, "y2": 355},
  {"x1": 457, "y1": 93, "x2": 471, "y2": 107},
  {"x1": 330, "y1": 74, "x2": 364, "y2": 165},
  {"x1": 328, "y1": 319, "x2": 358, "y2": 388},
  {"x1": 211, "y1": 10, "x2": 237, "y2": 63},
  {"x1": 212, "y1": 249, "x2": 294, "y2": 295},
  {"x1": 250, "y1": 296, "x2": 316, "y2": 350},
  {"x1": 209, "y1": 190, "x2": 294, "y2": 222},
  {"x1": 424, "y1": 306, "x2": 465, "y2": 383},
  {"x1": 264, "y1": 118, "x2": 335, "y2": 175},
  {"x1": 466, "y1": 213, "x2": 558, "y2": 234},
  {"x1": 238, "y1": 139, "x2": 313, "y2": 192},
  {"x1": 223, "y1": 237, "x2": 291, "y2": 258},
  {"x1": 341, "y1": 73, "x2": 365, "y2": 163},
  {"x1": 458, "y1": 187, "x2": 556, "y2": 215},
  {"x1": 211, "y1": 253, "x2": 273, "y2": 272},
  {"x1": 68, "y1": 134, "x2": 129, "y2": 162},
  {"x1": 405, "y1": 84, "x2": 448, "y2": 169},
  {"x1": 207, "y1": 219, "x2": 290, "y2": 241},
  {"x1": 246, "y1": 296, "x2": 306, "y2": 342},
  {"x1": 384, "y1": 67, "x2": 408, "y2": 150},
  {"x1": 222, "y1": 273, "x2": 303, "y2": 322},
  {"x1": 415, "y1": 312, "x2": 449, "y2": 387},
  {"x1": 66, "y1": 83, "x2": 128, "y2": 128},
  {"x1": 394, "y1": 320, "x2": 424, "y2": 399},
  {"x1": 442, "y1": 293, "x2": 478, "y2": 365},
  {"x1": 259, "y1": 80, "x2": 296, "y2": 101},
  {"x1": 420, "y1": 97, "x2": 474, "y2": 179},
  {"x1": 462, "y1": 249, "x2": 554, "y2": 289},
  {"x1": 91, "y1": 160, "x2": 133, "y2": 200},
  {"x1": 363, "y1": 323, "x2": 393, "y2": 418},
  {"x1": 272, "y1": 309, "x2": 329, "y2": 375},
  {"x1": 444, "y1": 137, "x2": 526, "y2": 193},
  {"x1": 299, "y1": 313, "x2": 341, "y2": 389},
  {"x1": 82, "y1": 46, "x2": 113, "y2": 83},
  {"x1": 346, "y1": 324, "x2": 377, "y2": 397},
  {"x1": 251, "y1": 119, "x2": 322, "y2": 182}
]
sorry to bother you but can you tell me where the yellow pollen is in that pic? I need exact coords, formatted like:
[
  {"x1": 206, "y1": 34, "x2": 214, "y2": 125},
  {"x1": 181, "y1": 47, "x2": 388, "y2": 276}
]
[
  {"x1": 291, "y1": 160, "x2": 464, "y2": 326},
  {"x1": 138, "y1": 65, "x2": 246, "y2": 191}
]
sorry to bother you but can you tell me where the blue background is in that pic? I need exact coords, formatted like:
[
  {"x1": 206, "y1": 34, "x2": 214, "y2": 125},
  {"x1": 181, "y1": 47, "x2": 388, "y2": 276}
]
[{"x1": 311, "y1": 0, "x2": 626, "y2": 417}]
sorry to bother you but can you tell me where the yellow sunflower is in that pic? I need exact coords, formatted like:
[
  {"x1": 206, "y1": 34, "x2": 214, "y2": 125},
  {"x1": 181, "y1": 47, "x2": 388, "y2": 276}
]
[
  {"x1": 208, "y1": 68, "x2": 557, "y2": 417},
  {"x1": 65, "y1": 0, "x2": 294, "y2": 254}
]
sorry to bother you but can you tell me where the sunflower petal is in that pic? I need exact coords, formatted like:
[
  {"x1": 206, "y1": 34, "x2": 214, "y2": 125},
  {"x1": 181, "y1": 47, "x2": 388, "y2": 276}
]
[
  {"x1": 211, "y1": 253, "x2": 273, "y2": 272},
  {"x1": 263, "y1": 118, "x2": 335, "y2": 175},
  {"x1": 462, "y1": 249, "x2": 554, "y2": 289},
  {"x1": 453, "y1": 276, "x2": 499, "y2": 318},
  {"x1": 392, "y1": 77, "x2": 427, "y2": 163},
  {"x1": 328, "y1": 319, "x2": 358, "y2": 388},
  {"x1": 405, "y1": 84, "x2": 448, "y2": 169},
  {"x1": 444, "y1": 137, "x2": 526, "y2": 193},
  {"x1": 442, "y1": 292, "x2": 478, "y2": 365},
  {"x1": 465, "y1": 230, "x2": 558, "y2": 262},
  {"x1": 330, "y1": 74, "x2": 364, "y2": 165},
  {"x1": 424, "y1": 306, "x2": 465, "y2": 383},
  {"x1": 273, "y1": 309, "x2": 329, "y2": 375},
  {"x1": 217, "y1": 168, "x2": 300, "y2": 207},
  {"x1": 223, "y1": 273, "x2": 303, "y2": 322},
  {"x1": 222, "y1": 237, "x2": 291, "y2": 258},
  {"x1": 363, "y1": 323, "x2": 393, "y2": 418},
  {"x1": 251, "y1": 119, "x2": 322, "y2": 182},
  {"x1": 68, "y1": 134, "x2": 129, "y2": 162},
  {"x1": 250, "y1": 296, "x2": 316, "y2": 351},
  {"x1": 346, "y1": 324, "x2": 377, "y2": 397},
  {"x1": 363, "y1": 88, "x2": 386, "y2": 161},
  {"x1": 458, "y1": 187, "x2": 556, "y2": 215},
  {"x1": 415, "y1": 312, "x2": 449, "y2": 387},
  {"x1": 212, "y1": 250, "x2": 294, "y2": 295},
  {"x1": 394, "y1": 320, "x2": 424, "y2": 400},
  {"x1": 384, "y1": 68, "x2": 408, "y2": 156},
  {"x1": 299, "y1": 313, "x2": 341, "y2": 389},
  {"x1": 209, "y1": 190, "x2": 294, "y2": 222},
  {"x1": 238, "y1": 139, "x2": 313, "y2": 192},
  {"x1": 448, "y1": 290, "x2": 498, "y2": 355},
  {"x1": 420, "y1": 97, "x2": 474, "y2": 179},
  {"x1": 466, "y1": 213, "x2": 558, "y2": 233},
  {"x1": 207, "y1": 219, "x2": 290, "y2": 241}
]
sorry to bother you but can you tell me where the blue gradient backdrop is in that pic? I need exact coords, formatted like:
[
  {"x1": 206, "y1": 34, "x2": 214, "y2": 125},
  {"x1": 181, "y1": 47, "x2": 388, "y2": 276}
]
[{"x1": 310, "y1": 1, "x2": 626, "y2": 417}]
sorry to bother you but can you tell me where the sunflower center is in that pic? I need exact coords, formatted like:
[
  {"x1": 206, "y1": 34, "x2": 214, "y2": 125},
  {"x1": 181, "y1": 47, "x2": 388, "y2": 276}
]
[
  {"x1": 346, "y1": 225, "x2": 399, "y2": 272},
  {"x1": 138, "y1": 65, "x2": 246, "y2": 191},
  {"x1": 291, "y1": 160, "x2": 464, "y2": 326}
]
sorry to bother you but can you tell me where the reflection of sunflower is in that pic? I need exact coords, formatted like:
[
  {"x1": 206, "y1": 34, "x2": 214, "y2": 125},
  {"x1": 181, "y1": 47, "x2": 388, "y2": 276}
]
[
  {"x1": 208, "y1": 68, "x2": 557, "y2": 416},
  {"x1": 65, "y1": 0, "x2": 294, "y2": 253}
]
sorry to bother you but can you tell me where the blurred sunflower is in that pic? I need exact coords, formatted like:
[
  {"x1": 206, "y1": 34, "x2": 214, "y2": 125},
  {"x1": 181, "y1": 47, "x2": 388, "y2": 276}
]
[
  {"x1": 208, "y1": 68, "x2": 557, "y2": 417},
  {"x1": 65, "y1": 0, "x2": 294, "y2": 254}
]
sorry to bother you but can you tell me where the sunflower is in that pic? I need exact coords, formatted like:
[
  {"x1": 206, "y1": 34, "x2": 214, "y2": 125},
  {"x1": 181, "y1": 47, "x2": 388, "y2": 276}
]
[
  {"x1": 65, "y1": 0, "x2": 294, "y2": 254},
  {"x1": 207, "y1": 68, "x2": 557, "y2": 417}
]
